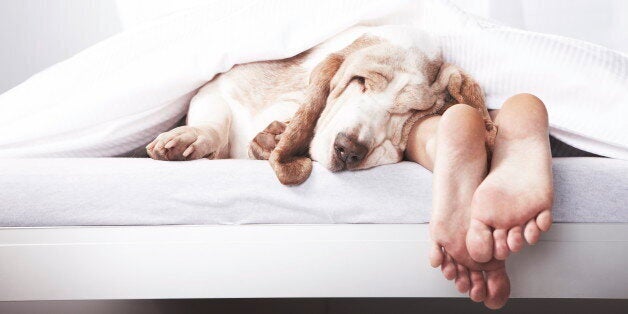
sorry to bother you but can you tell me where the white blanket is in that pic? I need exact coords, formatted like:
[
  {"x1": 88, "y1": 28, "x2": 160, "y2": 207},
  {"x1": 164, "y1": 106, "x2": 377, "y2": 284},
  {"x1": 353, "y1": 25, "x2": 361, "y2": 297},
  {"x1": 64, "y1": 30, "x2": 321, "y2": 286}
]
[{"x1": 1, "y1": 0, "x2": 627, "y2": 159}]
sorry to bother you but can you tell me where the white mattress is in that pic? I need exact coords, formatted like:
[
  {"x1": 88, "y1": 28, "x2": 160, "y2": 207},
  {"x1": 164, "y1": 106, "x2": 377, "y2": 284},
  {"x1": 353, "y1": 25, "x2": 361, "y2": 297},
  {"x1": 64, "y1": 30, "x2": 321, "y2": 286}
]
[{"x1": 0, "y1": 157, "x2": 626, "y2": 227}]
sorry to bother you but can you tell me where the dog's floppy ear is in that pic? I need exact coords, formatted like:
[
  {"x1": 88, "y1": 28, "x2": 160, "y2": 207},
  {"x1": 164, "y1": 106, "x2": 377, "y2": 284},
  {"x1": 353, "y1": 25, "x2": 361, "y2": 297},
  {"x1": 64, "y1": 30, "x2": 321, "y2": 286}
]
[
  {"x1": 269, "y1": 35, "x2": 382, "y2": 185},
  {"x1": 432, "y1": 63, "x2": 494, "y2": 129},
  {"x1": 433, "y1": 63, "x2": 497, "y2": 146},
  {"x1": 269, "y1": 53, "x2": 345, "y2": 185},
  {"x1": 401, "y1": 63, "x2": 496, "y2": 152}
]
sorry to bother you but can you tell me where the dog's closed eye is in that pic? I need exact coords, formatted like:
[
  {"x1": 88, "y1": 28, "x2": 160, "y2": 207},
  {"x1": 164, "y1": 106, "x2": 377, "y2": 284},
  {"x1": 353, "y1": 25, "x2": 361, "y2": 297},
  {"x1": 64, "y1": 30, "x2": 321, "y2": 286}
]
[{"x1": 353, "y1": 76, "x2": 366, "y2": 92}]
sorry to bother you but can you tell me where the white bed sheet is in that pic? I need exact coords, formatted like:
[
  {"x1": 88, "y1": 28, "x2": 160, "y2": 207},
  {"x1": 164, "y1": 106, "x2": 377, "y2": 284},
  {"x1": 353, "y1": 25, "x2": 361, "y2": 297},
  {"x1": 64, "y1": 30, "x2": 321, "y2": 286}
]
[{"x1": 0, "y1": 157, "x2": 626, "y2": 227}]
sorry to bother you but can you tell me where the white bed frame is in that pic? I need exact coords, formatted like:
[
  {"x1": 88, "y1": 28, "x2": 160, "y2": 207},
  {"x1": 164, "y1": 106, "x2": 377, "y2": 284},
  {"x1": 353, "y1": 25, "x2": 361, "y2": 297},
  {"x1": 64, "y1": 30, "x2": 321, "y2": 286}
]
[{"x1": 1, "y1": 223, "x2": 627, "y2": 301}]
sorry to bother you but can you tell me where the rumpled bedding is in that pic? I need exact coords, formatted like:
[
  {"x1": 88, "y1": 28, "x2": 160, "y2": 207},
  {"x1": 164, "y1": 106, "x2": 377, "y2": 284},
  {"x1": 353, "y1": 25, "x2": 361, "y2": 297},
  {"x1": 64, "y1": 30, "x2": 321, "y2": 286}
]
[{"x1": 0, "y1": 0, "x2": 627, "y2": 159}]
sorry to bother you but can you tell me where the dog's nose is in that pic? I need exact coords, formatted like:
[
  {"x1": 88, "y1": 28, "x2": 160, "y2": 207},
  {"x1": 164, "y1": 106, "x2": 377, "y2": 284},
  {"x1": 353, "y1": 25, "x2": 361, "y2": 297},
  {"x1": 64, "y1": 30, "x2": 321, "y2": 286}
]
[{"x1": 334, "y1": 133, "x2": 367, "y2": 168}]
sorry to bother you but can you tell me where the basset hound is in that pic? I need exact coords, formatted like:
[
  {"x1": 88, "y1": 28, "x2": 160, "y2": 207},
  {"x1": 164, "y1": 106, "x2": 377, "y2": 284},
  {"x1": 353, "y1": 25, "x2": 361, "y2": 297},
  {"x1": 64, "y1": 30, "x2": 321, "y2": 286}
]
[{"x1": 147, "y1": 26, "x2": 494, "y2": 185}]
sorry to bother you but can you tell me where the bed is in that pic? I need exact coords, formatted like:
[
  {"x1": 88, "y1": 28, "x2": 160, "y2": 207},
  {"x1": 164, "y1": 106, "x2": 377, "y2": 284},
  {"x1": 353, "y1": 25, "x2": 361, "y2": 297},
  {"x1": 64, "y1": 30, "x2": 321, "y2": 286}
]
[
  {"x1": 1, "y1": 0, "x2": 628, "y2": 304},
  {"x1": 1, "y1": 157, "x2": 627, "y2": 301}
]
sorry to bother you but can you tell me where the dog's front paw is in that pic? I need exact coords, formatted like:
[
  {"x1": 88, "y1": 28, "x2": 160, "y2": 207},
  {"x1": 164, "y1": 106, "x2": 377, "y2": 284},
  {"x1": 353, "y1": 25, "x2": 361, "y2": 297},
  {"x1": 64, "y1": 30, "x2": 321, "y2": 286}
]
[
  {"x1": 147, "y1": 126, "x2": 218, "y2": 161},
  {"x1": 249, "y1": 120, "x2": 288, "y2": 160}
]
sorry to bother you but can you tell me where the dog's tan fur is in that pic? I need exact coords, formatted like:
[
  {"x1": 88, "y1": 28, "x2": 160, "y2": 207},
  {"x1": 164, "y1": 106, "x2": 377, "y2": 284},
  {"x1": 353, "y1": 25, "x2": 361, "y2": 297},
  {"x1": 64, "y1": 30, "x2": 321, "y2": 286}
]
[{"x1": 224, "y1": 51, "x2": 310, "y2": 116}]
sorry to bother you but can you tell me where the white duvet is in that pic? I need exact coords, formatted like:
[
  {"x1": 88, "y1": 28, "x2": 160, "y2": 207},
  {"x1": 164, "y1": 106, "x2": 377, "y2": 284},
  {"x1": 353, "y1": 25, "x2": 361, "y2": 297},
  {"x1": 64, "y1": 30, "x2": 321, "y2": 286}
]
[{"x1": 0, "y1": 0, "x2": 627, "y2": 159}]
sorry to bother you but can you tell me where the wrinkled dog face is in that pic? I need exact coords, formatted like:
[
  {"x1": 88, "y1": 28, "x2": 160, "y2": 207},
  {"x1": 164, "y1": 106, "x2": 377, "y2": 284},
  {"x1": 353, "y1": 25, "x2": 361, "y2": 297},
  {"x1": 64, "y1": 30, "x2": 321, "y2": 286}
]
[{"x1": 310, "y1": 37, "x2": 441, "y2": 172}]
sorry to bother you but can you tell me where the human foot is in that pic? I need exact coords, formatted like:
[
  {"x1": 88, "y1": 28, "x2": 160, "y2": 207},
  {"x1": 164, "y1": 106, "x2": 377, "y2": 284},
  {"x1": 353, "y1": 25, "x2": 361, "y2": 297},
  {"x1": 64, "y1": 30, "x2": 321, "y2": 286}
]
[
  {"x1": 428, "y1": 104, "x2": 510, "y2": 308},
  {"x1": 466, "y1": 94, "x2": 554, "y2": 262}
]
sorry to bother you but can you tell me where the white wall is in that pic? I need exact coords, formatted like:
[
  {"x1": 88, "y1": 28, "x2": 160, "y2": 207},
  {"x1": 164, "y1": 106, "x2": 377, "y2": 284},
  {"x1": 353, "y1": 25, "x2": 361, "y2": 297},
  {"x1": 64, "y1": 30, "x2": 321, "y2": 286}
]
[
  {"x1": 0, "y1": 0, "x2": 122, "y2": 93},
  {"x1": 115, "y1": 0, "x2": 209, "y2": 29},
  {"x1": 451, "y1": 0, "x2": 628, "y2": 54}
]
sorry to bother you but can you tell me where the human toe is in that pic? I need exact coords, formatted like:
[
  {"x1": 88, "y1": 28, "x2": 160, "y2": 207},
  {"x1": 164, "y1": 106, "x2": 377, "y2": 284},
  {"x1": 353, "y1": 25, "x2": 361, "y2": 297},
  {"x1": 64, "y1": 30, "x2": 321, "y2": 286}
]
[
  {"x1": 455, "y1": 264, "x2": 471, "y2": 293},
  {"x1": 467, "y1": 219, "x2": 494, "y2": 263},
  {"x1": 469, "y1": 271, "x2": 487, "y2": 302},
  {"x1": 483, "y1": 267, "x2": 510, "y2": 309},
  {"x1": 536, "y1": 209, "x2": 553, "y2": 232},
  {"x1": 493, "y1": 229, "x2": 509, "y2": 260},
  {"x1": 441, "y1": 253, "x2": 457, "y2": 280},
  {"x1": 507, "y1": 226, "x2": 524, "y2": 252},
  {"x1": 524, "y1": 219, "x2": 541, "y2": 245},
  {"x1": 429, "y1": 242, "x2": 444, "y2": 268}
]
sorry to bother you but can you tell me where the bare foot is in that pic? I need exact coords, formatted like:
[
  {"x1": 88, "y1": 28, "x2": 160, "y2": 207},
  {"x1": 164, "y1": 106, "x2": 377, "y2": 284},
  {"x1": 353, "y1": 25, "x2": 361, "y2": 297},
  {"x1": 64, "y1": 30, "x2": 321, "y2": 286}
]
[
  {"x1": 427, "y1": 104, "x2": 510, "y2": 309},
  {"x1": 466, "y1": 94, "x2": 554, "y2": 262},
  {"x1": 147, "y1": 126, "x2": 220, "y2": 161}
]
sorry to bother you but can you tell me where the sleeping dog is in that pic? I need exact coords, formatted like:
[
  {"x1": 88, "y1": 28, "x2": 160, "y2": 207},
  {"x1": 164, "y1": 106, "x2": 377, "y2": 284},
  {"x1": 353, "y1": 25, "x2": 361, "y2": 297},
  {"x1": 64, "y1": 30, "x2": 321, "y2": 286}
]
[{"x1": 147, "y1": 26, "x2": 493, "y2": 185}]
